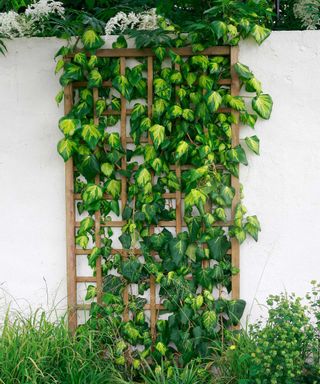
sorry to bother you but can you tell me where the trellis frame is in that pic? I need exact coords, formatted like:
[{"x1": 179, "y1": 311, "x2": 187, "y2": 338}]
[{"x1": 64, "y1": 45, "x2": 240, "y2": 332}]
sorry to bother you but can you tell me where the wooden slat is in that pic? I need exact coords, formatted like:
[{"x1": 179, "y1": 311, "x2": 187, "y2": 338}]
[
  {"x1": 67, "y1": 46, "x2": 230, "y2": 59},
  {"x1": 93, "y1": 87, "x2": 102, "y2": 304},
  {"x1": 65, "y1": 80, "x2": 77, "y2": 332},
  {"x1": 230, "y1": 46, "x2": 241, "y2": 301},
  {"x1": 147, "y1": 56, "x2": 157, "y2": 341},
  {"x1": 120, "y1": 57, "x2": 129, "y2": 322}
]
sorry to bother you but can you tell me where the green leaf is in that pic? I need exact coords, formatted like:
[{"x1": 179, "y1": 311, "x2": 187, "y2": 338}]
[
  {"x1": 140, "y1": 117, "x2": 152, "y2": 132},
  {"x1": 168, "y1": 105, "x2": 183, "y2": 119},
  {"x1": 78, "y1": 154, "x2": 100, "y2": 180},
  {"x1": 55, "y1": 59, "x2": 64, "y2": 74},
  {"x1": 81, "y1": 29, "x2": 104, "y2": 51},
  {"x1": 81, "y1": 124, "x2": 101, "y2": 149},
  {"x1": 175, "y1": 140, "x2": 189, "y2": 161},
  {"x1": 112, "y1": 35, "x2": 127, "y2": 49},
  {"x1": 121, "y1": 258, "x2": 142, "y2": 282},
  {"x1": 186, "y1": 72, "x2": 197, "y2": 87},
  {"x1": 190, "y1": 55, "x2": 209, "y2": 71},
  {"x1": 226, "y1": 145, "x2": 248, "y2": 165},
  {"x1": 59, "y1": 118, "x2": 80, "y2": 136},
  {"x1": 199, "y1": 74, "x2": 214, "y2": 90},
  {"x1": 112, "y1": 75, "x2": 132, "y2": 100},
  {"x1": 228, "y1": 299, "x2": 246, "y2": 326},
  {"x1": 226, "y1": 95, "x2": 246, "y2": 111},
  {"x1": 233, "y1": 227, "x2": 246, "y2": 244},
  {"x1": 234, "y1": 62, "x2": 253, "y2": 80},
  {"x1": 206, "y1": 91, "x2": 222, "y2": 112},
  {"x1": 245, "y1": 135, "x2": 260, "y2": 155},
  {"x1": 251, "y1": 25, "x2": 271, "y2": 45},
  {"x1": 88, "y1": 247, "x2": 100, "y2": 268},
  {"x1": 76, "y1": 234, "x2": 89, "y2": 249},
  {"x1": 131, "y1": 103, "x2": 146, "y2": 121},
  {"x1": 149, "y1": 124, "x2": 165, "y2": 149},
  {"x1": 154, "y1": 78, "x2": 171, "y2": 101},
  {"x1": 136, "y1": 168, "x2": 152, "y2": 186},
  {"x1": 169, "y1": 238, "x2": 187, "y2": 266},
  {"x1": 220, "y1": 185, "x2": 235, "y2": 206},
  {"x1": 185, "y1": 189, "x2": 206, "y2": 210},
  {"x1": 170, "y1": 71, "x2": 183, "y2": 84},
  {"x1": 144, "y1": 144, "x2": 157, "y2": 162},
  {"x1": 79, "y1": 217, "x2": 94, "y2": 234},
  {"x1": 106, "y1": 179, "x2": 121, "y2": 199},
  {"x1": 85, "y1": 285, "x2": 97, "y2": 300},
  {"x1": 101, "y1": 162, "x2": 114, "y2": 177},
  {"x1": 211, "y1": 20, "x2": 227, "y2": 39},
  {"x1": 151, "y1": 158, "x2": 162, "y2": 174},
  {"x1": 244, "y1": 215, "x2": 261, "y2": 241},
  {"x1": 57, "y1": 138, "x2": 77, "y2": 161},
  {"x1": 55, "y1": 90, "x2": 64, "y2": 105},
  {"x1": 122, "y1": 206, "x2": 133, "y2": 220},
  {"x1": 96, "y1": 99, "x2": 106, "y2": 116},
  {"x1": 155, "y1": 342, "x2": 167, "y2": 356},
  {"x1": 108, "y1": 132, "x2": 121, "y2": 149},
  {"x1": 215, "y1": 207, "x2": 227, "y2": 222},
  {"x1": 207, "y1": 235, "x2": 230, "y2": 261},
  {"x1": 119, "y1": 233, "x2": 132, "y2": 250},
  {"x1": 252, "y1": 94, "x2": 273, "y2": 119},
  {"x1": 245, "y1": 77, "x2": 262, "y2": 94},
  {"x1": 196, "y1": 268, "x2": 213, "y2": 290},
  {"x1": 88, "y1": 69, "x2": 102, "y2": 88},
  {"x1": 153, "y1": 98, "x2": 168, "y2": 118},
  {"x1": 82, "y1": 184, "x2": 103, "y2": 205},
  {"x1": 203, "y1": 310, "x2": 217, "y2": 331},
  {"x1": 182, "y1": 109, "x2": 194, "y2": 122},
  {"x1": 154, "y1": 46, "x2": 166, "y2": 61},
  {"x1": 88, "y1": 55, "x2": 98, "y2": 69},
  {"x1": 186, "y1": 244, "x2": 197, "y2": 262}
]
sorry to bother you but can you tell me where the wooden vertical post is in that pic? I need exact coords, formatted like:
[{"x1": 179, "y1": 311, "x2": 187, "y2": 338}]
[
  {"x1": 120, "y1": 57, "x2": 129, "y2": 322},
  {"x1": 64, "y1": 81, "x2": 77, "y2": 331},
  {"x1": 230, "y1": 46, "x2": 241, "y2": 301}
]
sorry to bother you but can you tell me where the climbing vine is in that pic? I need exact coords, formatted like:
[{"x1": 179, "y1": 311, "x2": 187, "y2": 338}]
[{"x1": 56, "y1": 10, "x2": 273, "y2": 378}]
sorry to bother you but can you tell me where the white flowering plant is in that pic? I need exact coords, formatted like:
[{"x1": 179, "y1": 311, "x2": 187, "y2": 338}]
[{"x1": 293, "y1": 0, "x2": 320, "y2": 29}]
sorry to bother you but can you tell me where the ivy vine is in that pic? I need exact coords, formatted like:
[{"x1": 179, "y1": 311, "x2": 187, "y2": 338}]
[{"x1": 56, "y1": 18, "x2": 273, "y2": 377}]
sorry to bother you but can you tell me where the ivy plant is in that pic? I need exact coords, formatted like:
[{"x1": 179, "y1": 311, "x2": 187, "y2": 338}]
[{"x1": 56, "y1": 16, "x2": 272, "y2": 378}]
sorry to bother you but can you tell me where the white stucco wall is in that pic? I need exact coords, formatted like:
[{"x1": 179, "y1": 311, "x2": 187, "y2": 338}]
[{"x1": 0, "y1": 32, "x2": 319, "y2": 322}]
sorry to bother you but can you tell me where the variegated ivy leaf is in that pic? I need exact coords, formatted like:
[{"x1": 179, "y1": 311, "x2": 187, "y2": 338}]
[
  {"x1": 175, "y1": 140, "x2": 189, "y2": 161},
  {"x1": 206, "y1": 91, "x2": 222, "y2": 112},
  {"x1": 245, "y1": 77, "x2": 262, "y2": 94},
  {"x1": 182, "y1": 108, "x2": 194, "y2": 122},
  {"x1": 153, "y1": 78, "x2": 171, "y2": 101},
  {"x1": 168, "y1": 105, "x2": 183, "y2": 119},
  {"x1": 55, "y1": 89, "x2": 64, "y2": 105},
  {"x1": 155, "y1": 342, "x2": 167, "y2": 356},
  {"x1": 153, "y1": 98, "x2": 168, "y2": 118},
  {"x1": 226, "y1": 145, "x2": 248, "y2": 165},
  {"x1": 185, "y1": 189, "x2": 207, "y2": 210},
  {"x1": 251, "y1": 24, "x2": 271, "y2": 45},
  {"x1": 154, "y1": 46, "x2": 166, "y2": 61},
  {"x1": 88, "y1": 69, "x2": 102, "y2": 88},
  {"x1": 58, "y1": 118, "x2": 80, "y2": 136},
  {"x1": 233, "y1": 226, "x2": 247, "y2": 244},
  {"x1": 108, "y1": 132, "x2": 121, "y2": 149},
  {"x1": 186, "y1": 72, "x2": 197, "y2": 87},
  {"x1": 74, "y1": 52, "x2": 87, "y2": 67},
  {"x1": 211, "y1": 20, "x2": 227, "y2": 39},
  {"x1": 190, "y1": 55, "x2": 209, "y2": 71},
  {"x1": 96, "y1": 99, "x2": 106, "y2": 116},
  {"x1": 252, "y1": 94, "x2": 273, "y2": 119},
  {"x1": 245, "y1": 215, "x2": 261, "y2": 241},
  {"x1": 76, "y1": 234, "x2": 89, "y2": 249},
  {"x1": 136, "y1": 168, "x2": 152, "y2": 186},
  {"x1": 131, "y1": 103, "x2": 146, "y2": 121},
  {"x1": 112, "y1": 75, "x2": 132, "y2": 100},
  {"x1": 81, "y1": 29, "x2": 104, "y2": 51},
  {"x1": 140, "y1": 117, "x2": 151, "y2": 132},
  {"x1": 199, "y1": 74, "x2": 214, "y2": 90},
  {"x1": 245, "y1": 135, "x2": 260, "y2": 155},
  {"x1": 149, "y1": 124, "x2": 165, "y2": 149},
  {"x1": 170, "y1": 71, "x2": 183, "y2": 84},
  {"x1": 57, "y1": 138, "x2": 77, "y2": 162},
  {"x1": 144, "y1": 144, "x2": 157, "y2": 162},
  {"x1": 79, "y1": 217, "x2": 94, "y2": 234},
  {"x1": 101, "y1": 162, "x2": 114, "y2": 177},
  {"x1": 215, "y1": 207, "x2": 227, "y2": 222},
  {"x1": 82, "y1": 184, "x2": 103, "y2": 205},
  {"x1": 220, "y1": 185, "x2": 235, "y2": 206},
  {"x1": 225, "y1": 95, "x2": 246, "y2": 111},
  {"x1": 106, "y1": 179, "x2": 121, "y2": 199},
  {"x1": 151, "y1": 158, "x2": 162, "y2": 174},
  {"x1": 85, "y1": 285, "x2": 97, "y2": 300},
  {"x1": 81, "y1": 124, "x2": 101, "y2": 149},
  {"x1": 88, "y1": 246, "x2": 100, "y2": 268},
  {"x1": 234, "y1": 62, "x2": 253, "y2": 80},
  {"x1": 88, "y1": 55, "x2": 98, "y2": 69},
  {"x1": 169, "y1": 238, "x2": 187, "y2": 266},
  {"x1": 203, "y1": 310, "x2": 217, "y2": 330},
  {"x1": 240, "y1": 112, "x2": 257, "y2": 128},
  {"x1": 55, "y1": 59, "x2": 64, "y2": 74},
  {"x1": 186, "y1": 244, "x2": 197, "y2": 262}
]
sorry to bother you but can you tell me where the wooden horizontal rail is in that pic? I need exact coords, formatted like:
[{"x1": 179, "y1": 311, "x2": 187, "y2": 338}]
[
  {"x1": 76, "y1": 303, "x2": 166, "y2": 311},
  {"x1": 67, "y1": 46, "x2": 231, "y2": 59}
]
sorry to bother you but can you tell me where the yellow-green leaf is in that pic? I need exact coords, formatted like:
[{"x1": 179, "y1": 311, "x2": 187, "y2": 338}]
[
  {"x1": 85, "y1": 285, "x2": 96, "y2": 300},
  {"x1": 106, "y1": 179, "x2": 121, "y2": 199},
  {"x1": 206, "y1": 91, "x2": 222, "y2": 112},
  {"x1": 175, "y1": 140, "x2": 189, "y2": 160},
  {"x1": 150, "y1": 124, "x2": 165, "y2": 149},
  {"x1": 57, "y1": 138, "x2": 77, "y2": 162},
  {"x1": 245, "y1": 135, "x2": 260, "y2": 155},
  {"x1": 81, "y1": 124, "x2": 101, "y2": 149},
  {"x1": 252, "y1": 94, "x2": 273, "y2": 119},
  {"x1": 101, "y1": 162, "x2": 114, "y2": 177},
  {"x1": 88, "y1": 69, "x2": 102, "y2": 88},
  {"x1": 59, "y1": 118, "x2": 80, "y2": 136},
  {"x1": 82, "y1": 184, "x2": 103, "y2": 205},
  {"x1": 251, "y1": 24, "x2": 271, "y2": 45},
  {"x1": 81, "y1": 29, "x2": 104, "y2": 51},
  {"x1": 136, "y1": 168, "x2": 152, "y2": 186}
]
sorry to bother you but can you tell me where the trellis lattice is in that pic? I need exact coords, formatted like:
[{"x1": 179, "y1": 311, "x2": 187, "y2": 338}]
[{"x1": 64, "y1": 46, "x2": 240, "y2": 336}]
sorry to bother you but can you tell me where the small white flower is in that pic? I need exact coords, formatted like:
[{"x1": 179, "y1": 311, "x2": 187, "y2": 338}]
[
  {"x1": 0, "y1": 11, "x2": 27, "y2": 38},
  {"x1": 105, "y1": 8, "x2": 160, "y2": 36},
  {"x1": 293, "y1": 0, "x2": 320, "y2": 30},
  {"x1": 25, "y1": 0, "x2": 65, "y2": 21}
]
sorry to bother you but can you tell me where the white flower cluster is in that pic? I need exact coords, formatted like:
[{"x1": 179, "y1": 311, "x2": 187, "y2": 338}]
[
  {"x1": 26, "y1": 0, "x2": 65, "y2": 21},
  {"x1": 293, "y1": 0, "x2": 320, "y2": 30},
  {"x1": 105, "y1": 8, "x2": 159, "y2": 36},
  {"x1": 0, "y1": 0, "x2": 65, "y2": 38}
]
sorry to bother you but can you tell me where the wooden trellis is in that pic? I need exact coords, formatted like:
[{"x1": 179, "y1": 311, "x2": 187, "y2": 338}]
[{"x1": 64, "y1": 46, "x2": 240, "y2": 332}]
